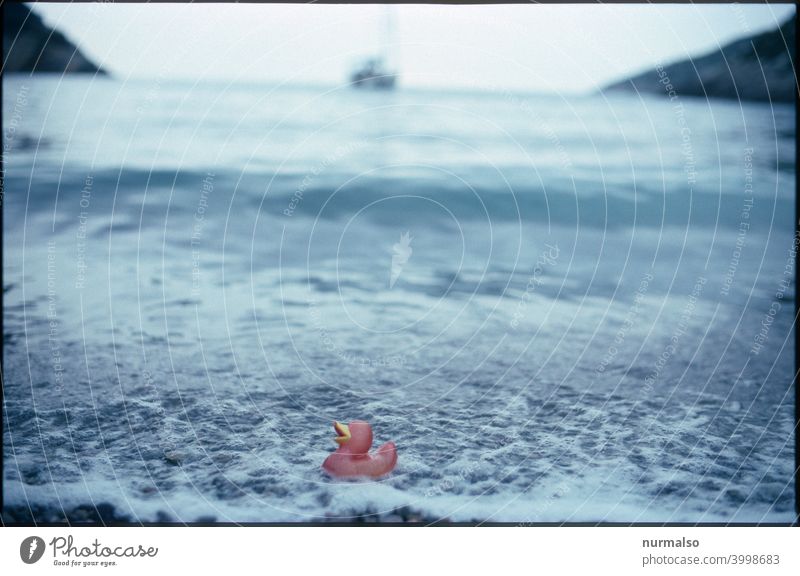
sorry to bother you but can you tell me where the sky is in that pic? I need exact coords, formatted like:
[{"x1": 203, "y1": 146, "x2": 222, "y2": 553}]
[{"x1": 32, "y1": 2, "x2": 797, "y2": 93}]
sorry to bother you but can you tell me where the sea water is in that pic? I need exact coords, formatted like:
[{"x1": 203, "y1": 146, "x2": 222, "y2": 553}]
[{"x1": 2, "y1": 75, "x2": 795, "y2": 522}]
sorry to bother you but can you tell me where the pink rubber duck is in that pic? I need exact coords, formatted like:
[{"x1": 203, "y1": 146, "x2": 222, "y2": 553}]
[{"x1": 322, "y1": 421, "x2": 398, "y2": 478}]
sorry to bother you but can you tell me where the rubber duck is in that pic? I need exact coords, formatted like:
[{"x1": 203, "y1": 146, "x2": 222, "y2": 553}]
[{"x1": 322, "y1": 420, "x2": 397, "y2": 478}]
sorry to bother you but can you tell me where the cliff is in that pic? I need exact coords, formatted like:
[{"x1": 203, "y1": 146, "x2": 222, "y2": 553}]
[{"x1": 602, "y1": 16, "x2": 796, "y2": 102}]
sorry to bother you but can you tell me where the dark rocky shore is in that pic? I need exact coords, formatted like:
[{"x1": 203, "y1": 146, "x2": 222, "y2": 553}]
[
  {"x1": 3, "y1": 3, "x2": 106, "y2": 74},
  {"x1": 2, "y1": 503, "x2": 132, "y2": 526},
  {"x1": 602, "y1": 15, "x2": 796, "y2": 102}
]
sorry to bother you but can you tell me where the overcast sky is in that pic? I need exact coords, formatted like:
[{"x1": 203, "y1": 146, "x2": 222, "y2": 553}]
[{"x1": 32, "y1": 2, "x2": 796, "y2": 93}]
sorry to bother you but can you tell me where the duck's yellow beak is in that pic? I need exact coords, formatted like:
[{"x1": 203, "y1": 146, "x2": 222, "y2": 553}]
[{"x1": 333, "y1": 421, "x2": 351, "y2": 445}]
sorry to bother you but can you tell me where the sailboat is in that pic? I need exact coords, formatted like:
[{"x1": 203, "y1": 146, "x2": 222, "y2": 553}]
[{"x1": 350, "y1": 6, "x2": 397, "y2": 89}]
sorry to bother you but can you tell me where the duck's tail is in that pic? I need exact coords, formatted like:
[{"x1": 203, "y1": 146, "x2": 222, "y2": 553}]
[{"x1": 375, "y1": 441, "x2": 398, "y2": 473}]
